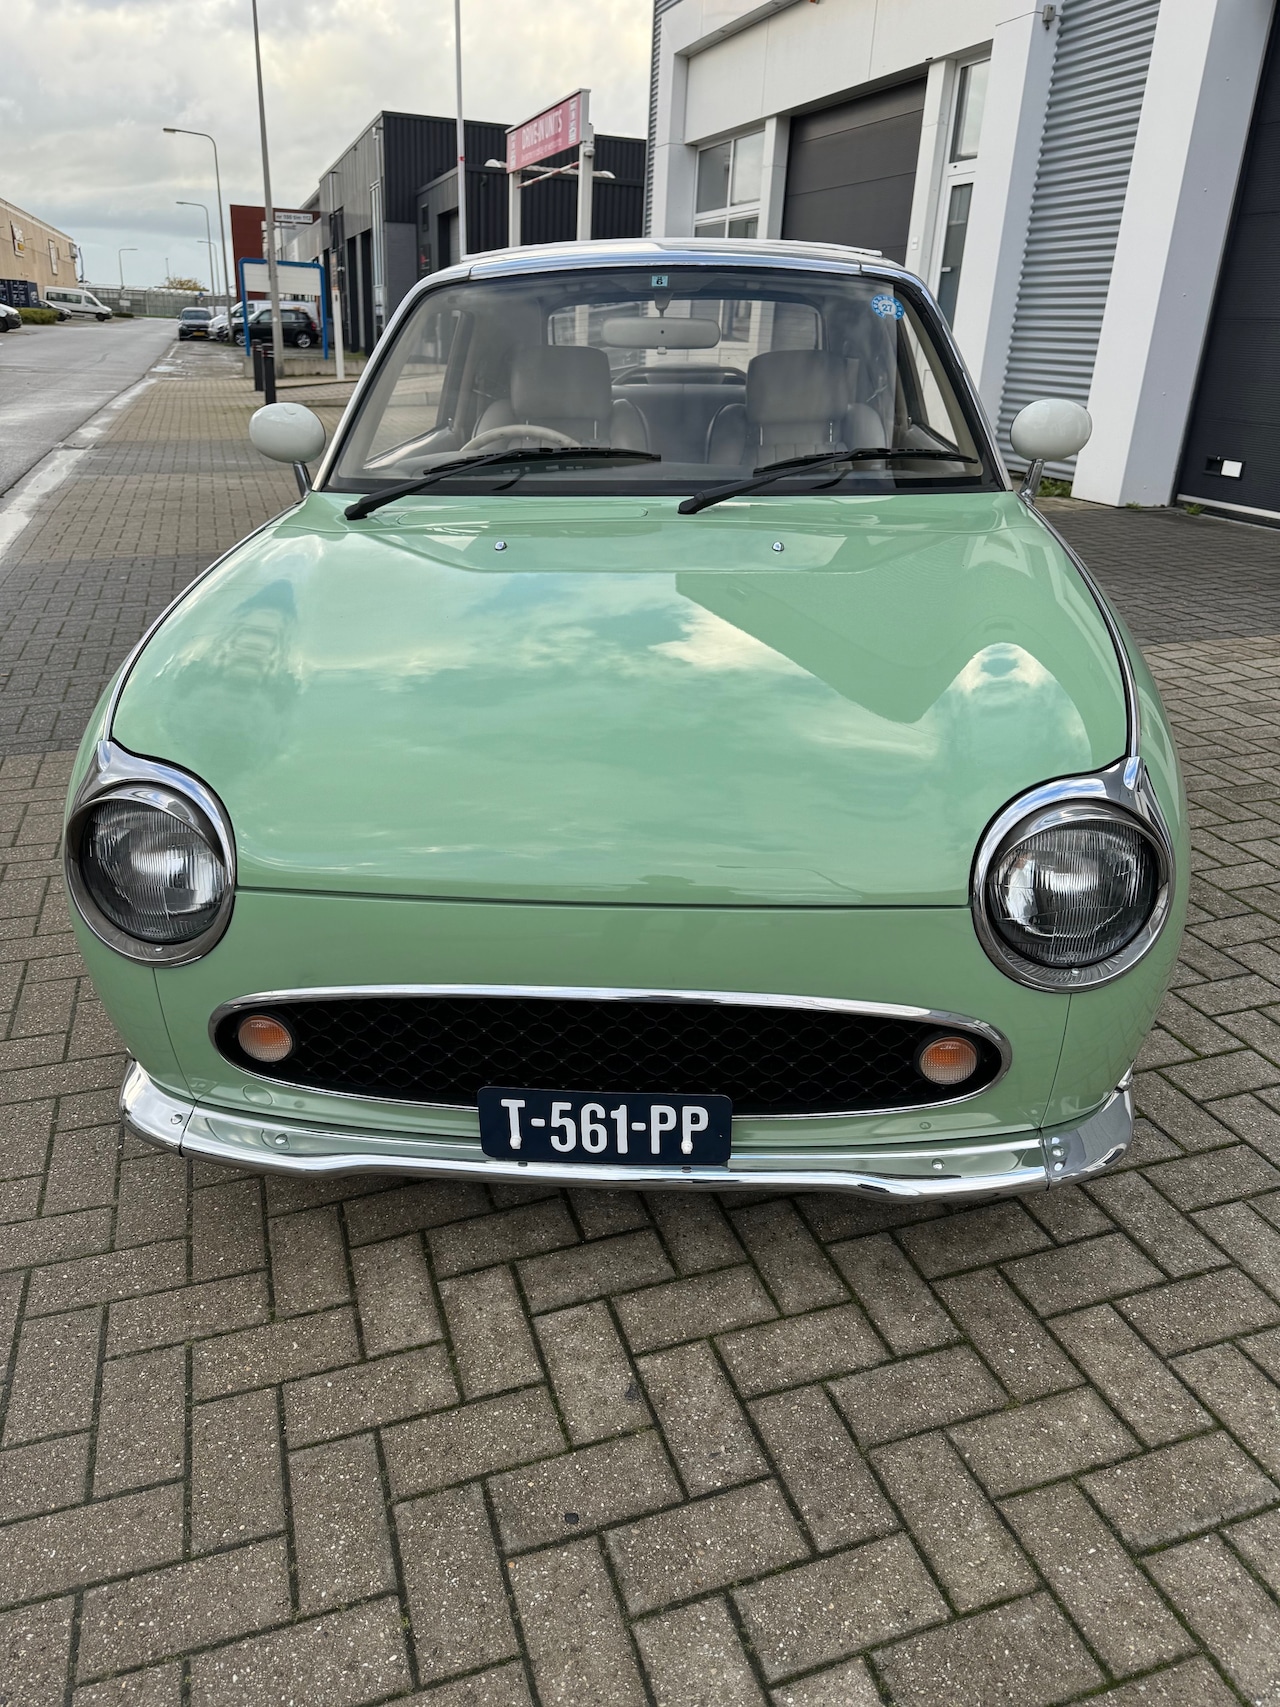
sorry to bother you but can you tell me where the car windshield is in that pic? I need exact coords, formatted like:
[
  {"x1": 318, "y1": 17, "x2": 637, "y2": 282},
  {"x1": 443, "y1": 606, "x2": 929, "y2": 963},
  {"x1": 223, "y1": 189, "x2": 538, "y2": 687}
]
[
  {"x1": 327, "y1": 264, "x2": 997, "y2": 498},
  {"x1": 181, "y1": 309, "x2": 211, "y2": 320}
]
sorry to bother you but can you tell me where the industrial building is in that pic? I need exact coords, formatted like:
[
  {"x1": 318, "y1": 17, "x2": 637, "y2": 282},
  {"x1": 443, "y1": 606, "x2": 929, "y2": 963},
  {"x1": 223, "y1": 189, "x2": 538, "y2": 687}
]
[
  {"x1": 287, "y1": 111, "x2": 644, "y2": 354},
  {"x1": 647, "y1": 0, "x2": 1280, "y2": 519},
  {"x1": 1, "y1": 195, "x2": 80, "y2": 305}
]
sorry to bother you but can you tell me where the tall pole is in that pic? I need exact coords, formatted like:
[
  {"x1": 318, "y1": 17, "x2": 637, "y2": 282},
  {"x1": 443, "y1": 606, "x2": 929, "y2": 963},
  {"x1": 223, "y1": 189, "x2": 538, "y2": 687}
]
[
  {"x1": 177, "y1": 202, "x2": 215, "y2": 293},
  {"x1": 453, "y1": 0, "x2": 467, "y2": 258},
  {"x1": 250, "y1": 0, "x2": 286, "y2": 370},
  {"x1": 117, "y1": 247, "x2": 136, "y2": 290},
  {"x1": 164, "y1": 130, "x2": 233, "y2": 317},
  {"x1": 575, "y1": 90, "x2": 594, "y2": 243}
]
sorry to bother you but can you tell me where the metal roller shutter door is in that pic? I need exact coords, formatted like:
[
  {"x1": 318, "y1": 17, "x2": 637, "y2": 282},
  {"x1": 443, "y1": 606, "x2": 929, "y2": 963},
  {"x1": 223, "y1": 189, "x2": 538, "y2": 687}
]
[
  {"x1": 781, "y1": 81, "x2": 926, "y2": 264},
  {"x1": 997, "y1": 0, "x2": 1160, "y2": 473}
]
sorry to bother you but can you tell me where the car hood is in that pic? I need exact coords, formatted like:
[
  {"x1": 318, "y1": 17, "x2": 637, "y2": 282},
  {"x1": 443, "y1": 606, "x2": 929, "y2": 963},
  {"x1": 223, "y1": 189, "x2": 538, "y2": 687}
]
[{"x1": 111, "y1": 491, "x2": 1128, "y2": 906}]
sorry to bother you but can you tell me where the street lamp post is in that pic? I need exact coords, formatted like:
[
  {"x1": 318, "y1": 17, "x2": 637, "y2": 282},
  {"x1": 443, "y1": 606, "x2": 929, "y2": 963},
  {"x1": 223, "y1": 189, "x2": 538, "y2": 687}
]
[
  {"x1": 177, "y1": 202, "x2": 217, "y2": 296},
  {"x1": 164, "y1": 127, "x2": 233, "y2": 319},
  {"x1": 453, "y1": 0, "x2": 467, "y2": 259},
  {"x1": 117, "y1": 247, "x2": 137, "y2": 293},
  {"x1": 249, "y1": 0, "x2": 285, "y2": 371}
]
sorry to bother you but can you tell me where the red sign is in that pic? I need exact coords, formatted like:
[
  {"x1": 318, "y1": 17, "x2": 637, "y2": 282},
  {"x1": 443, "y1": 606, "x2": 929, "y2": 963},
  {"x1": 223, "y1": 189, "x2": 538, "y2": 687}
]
[{"x1": 506, "y1": 91, "x2": 588, "y2": 172}]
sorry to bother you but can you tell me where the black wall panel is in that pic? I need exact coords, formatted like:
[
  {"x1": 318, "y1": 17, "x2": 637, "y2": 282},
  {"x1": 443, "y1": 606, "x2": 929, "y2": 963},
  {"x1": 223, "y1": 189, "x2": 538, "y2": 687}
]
[{"x1": 1178, "y1": 15, "x2": 1280, "y2": 515}]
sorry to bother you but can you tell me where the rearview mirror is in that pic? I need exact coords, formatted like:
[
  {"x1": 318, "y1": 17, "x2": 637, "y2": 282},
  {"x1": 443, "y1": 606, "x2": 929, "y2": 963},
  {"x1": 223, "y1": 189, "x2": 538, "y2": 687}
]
[
  {"x1": 1009, "y1": 398, "x2": 1092, "y2": 497},
  {"x1": 601, "y1": 316, "x2": 720, "y2": 350}
]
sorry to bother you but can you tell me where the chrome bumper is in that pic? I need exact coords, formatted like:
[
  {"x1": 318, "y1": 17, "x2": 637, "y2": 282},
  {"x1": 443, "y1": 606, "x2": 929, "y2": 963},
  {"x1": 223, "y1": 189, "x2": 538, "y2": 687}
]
[{"x1": 121, "y1": 1063, "x2": 1132, "y2": 1200}]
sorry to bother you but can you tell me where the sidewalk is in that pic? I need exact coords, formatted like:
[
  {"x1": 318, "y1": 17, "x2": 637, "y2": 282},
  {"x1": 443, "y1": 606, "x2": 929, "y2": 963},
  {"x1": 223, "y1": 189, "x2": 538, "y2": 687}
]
[
  {"x1": 1, "y1": 346, "x2": 1280, "y2": 1705},
  {"x1": 0, "y1": 341, "x2": 352, "y2": 753}
]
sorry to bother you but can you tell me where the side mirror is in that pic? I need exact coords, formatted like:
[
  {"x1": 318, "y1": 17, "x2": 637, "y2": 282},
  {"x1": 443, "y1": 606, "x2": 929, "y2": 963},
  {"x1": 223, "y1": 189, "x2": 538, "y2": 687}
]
[
  {"x1": 1009, "y1": 398, "x2": 1092, "y2": 499},
  {"x1": 249, "y1": 403, "x2": 327, "y2": 497}
]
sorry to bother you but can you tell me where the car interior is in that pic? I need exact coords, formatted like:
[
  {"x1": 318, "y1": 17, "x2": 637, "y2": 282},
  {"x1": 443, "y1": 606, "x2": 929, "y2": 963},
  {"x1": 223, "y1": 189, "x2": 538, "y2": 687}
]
[{"x1": 332, "y1": 268, "x2": 988, "y2": 492}]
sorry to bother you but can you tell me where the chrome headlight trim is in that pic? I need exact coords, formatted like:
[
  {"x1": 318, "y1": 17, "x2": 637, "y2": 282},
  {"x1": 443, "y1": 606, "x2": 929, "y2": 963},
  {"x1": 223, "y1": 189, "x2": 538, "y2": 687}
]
[
  {"x1": 64, "y1": 740, "x2": 236, "y2": 966},
  {"x1": 971, "y1": 757, "x2": 1175, "y2": 992}
]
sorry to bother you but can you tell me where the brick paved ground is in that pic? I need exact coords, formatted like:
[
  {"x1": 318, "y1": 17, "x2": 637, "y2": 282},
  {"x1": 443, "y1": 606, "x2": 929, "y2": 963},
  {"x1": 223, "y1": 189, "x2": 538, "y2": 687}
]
[{"x1": 2, "y1": 344, "x2": 1280, "y2": 1704}]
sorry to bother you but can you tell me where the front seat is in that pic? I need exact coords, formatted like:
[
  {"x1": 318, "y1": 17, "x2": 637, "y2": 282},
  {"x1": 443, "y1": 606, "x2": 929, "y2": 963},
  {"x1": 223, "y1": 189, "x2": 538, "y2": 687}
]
[
  {"x1": 707, "y1": 349, "x2": 851, "y2": 467},
  {"x1": 473, "y1": 346, "x2": 648, "y2": 450}
]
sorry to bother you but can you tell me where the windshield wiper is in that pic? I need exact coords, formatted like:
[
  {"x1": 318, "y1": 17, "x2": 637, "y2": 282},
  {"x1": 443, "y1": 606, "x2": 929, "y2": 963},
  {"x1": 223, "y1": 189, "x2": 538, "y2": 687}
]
[
  {"x1": 344, "y1": 447, "x2": 660, "y2": 521},
  {"x1": 677, "y1": 447, "x2": 981, "y2": 516}
]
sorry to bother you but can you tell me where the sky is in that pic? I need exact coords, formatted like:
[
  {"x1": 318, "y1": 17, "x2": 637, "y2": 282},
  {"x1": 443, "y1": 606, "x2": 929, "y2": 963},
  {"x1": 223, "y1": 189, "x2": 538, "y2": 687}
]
[{"x1": 1, "y1": 0, "x2": 652, "y2": 291}]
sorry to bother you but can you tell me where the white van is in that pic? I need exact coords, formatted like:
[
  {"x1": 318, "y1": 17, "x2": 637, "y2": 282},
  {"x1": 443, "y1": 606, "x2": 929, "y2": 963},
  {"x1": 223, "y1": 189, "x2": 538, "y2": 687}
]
[{"x1": 44, "y1": 287, "x2": 112, "y2": 322}]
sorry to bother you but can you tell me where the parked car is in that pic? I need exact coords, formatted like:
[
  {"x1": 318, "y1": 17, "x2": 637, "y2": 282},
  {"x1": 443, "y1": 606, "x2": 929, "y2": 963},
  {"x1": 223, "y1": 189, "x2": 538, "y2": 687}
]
[
  {"x1": 177, "y1": 306, "x2": 214, "y2": 340},
  {"x1": 0, "y1": 301, "x2": 20, "y2": 332},
  {"x1": 211, "y1": 300, "x2": 317, "y2": 343},
  {"x1": 64, "y1": 238, "x2": 1187, "y2": 1198},
  {"x1": 246, "y1": 305, "x2": 319, "y2": 349},
  {"x1": 34, "y1": 298, "x2": 71, "y2": 321},
  {"x1": 44, "y1": 286, "x2": 112, "y2": 321}
]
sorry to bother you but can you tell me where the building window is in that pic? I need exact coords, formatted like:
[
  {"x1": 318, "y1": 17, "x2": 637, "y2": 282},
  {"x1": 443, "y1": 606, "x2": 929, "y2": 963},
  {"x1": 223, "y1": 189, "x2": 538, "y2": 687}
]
[
  {"x1": 951, "y1": 58, "x2": 988, "y2": 162},
  {"x1": 694, "y1": 128, "x2": 764, "y2": 238},
  {"x1": 48, "y1": 238, "x2": 58, "y2": 276},
  {"x1": 934, "y1": 58, "x2": 989, "y2": 323}
]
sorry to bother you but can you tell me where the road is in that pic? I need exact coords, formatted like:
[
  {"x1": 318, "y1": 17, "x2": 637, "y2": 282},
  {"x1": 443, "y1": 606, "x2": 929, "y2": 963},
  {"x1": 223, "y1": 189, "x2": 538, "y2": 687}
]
[{"x1": 0, "y1": 316, "x2": 174, "y2": 495}]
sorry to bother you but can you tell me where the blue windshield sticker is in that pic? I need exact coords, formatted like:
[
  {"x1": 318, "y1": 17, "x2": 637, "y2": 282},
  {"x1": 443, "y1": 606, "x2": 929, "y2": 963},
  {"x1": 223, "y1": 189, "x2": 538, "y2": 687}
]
[
  {"x1": 651, "y1": 274, "x2": 669, "y2": 288},
  {"x1": 871, "y1": 293, "x2": 905, "y2": 320}
]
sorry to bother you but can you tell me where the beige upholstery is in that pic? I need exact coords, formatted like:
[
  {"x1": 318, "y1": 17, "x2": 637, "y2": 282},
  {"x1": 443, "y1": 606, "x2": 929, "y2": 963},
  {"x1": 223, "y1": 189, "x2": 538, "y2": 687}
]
[
  {"x1": 707, "y1": 350, "x2": 854, "y2": 467},
  {"x1": 474, "y1": 346, "x2": 648, "y2": 451}
]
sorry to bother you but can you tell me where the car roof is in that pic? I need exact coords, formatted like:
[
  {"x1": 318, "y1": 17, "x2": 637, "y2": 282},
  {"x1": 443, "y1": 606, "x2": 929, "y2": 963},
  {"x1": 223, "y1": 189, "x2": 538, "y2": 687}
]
[{"x1": 421, "y1": 236, "x2": 910, "y2": 295}]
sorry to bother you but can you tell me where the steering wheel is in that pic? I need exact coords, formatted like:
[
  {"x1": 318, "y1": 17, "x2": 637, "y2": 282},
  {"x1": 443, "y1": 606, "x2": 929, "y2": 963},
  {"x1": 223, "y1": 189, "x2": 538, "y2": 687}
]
[{"x1": 459, "y1": 423, "x2": 580, "y2": 454}]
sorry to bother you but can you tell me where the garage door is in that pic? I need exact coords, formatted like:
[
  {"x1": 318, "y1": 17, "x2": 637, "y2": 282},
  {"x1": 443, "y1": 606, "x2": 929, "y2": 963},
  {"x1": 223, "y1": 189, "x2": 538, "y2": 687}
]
[
  {"x1": 781, "y1": 81, "x2": 926, "y2": 263},
  {"x1": 1177, "y1": 14, "x2": 1280, "y2": 521}
]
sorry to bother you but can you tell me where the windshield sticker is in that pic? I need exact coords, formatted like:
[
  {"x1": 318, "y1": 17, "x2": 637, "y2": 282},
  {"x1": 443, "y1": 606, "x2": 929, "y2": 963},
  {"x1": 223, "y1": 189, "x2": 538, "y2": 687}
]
[{"x1": 871, "y1": 293, "x2": 905, "y2": 320}]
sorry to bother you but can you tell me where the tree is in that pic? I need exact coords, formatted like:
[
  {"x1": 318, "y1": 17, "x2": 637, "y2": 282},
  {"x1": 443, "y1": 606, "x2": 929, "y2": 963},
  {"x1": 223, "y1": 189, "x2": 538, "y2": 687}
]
[{"x1": 164, "y1": 276, "x2": 206, "y2": 292}]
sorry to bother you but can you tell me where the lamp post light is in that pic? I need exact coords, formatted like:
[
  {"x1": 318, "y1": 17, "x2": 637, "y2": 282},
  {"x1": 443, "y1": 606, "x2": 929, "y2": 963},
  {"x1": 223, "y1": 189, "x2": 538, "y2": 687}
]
[
  {"x1": 117, "y1": 247, "x2": 137, "y2": 292},
  {"x1": 164, "y1": 127, "x2": 233, "y2": 319},
  {"x1": 248, "y1": 0, "x2": 285, "y2": 370},
  {"x1": 177, "y1": 201, "x2": 217, "y2": 296}
]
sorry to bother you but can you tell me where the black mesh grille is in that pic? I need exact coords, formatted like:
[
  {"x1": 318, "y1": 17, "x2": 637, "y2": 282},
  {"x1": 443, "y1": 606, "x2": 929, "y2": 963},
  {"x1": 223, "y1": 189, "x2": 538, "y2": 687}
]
[{"x1": 213, "y1": 994, "x2": 1003, "y2": 1116}]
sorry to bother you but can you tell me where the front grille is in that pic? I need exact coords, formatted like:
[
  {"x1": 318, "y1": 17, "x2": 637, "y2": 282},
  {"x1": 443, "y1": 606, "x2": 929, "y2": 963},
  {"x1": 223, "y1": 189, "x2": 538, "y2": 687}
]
[{"x1": 213, "y1": 993, "x2": 1003, "y2": 1116}]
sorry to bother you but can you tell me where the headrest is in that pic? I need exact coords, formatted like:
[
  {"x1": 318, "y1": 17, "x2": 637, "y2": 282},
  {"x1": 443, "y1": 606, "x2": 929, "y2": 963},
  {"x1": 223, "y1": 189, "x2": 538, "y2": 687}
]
[
  {"x1": 747, "y1": 350, "x2": 849, "y2": 425},
  {"x1": 510, "y1": 346, "x2": 612, "y2": 422}
]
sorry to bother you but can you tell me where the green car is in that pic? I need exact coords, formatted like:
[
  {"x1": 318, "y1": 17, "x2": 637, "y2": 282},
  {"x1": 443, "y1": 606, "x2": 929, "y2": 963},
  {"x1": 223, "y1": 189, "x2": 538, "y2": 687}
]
[{"x1": 63, "y1": 239, "x2": 1185, "y2": 1199}]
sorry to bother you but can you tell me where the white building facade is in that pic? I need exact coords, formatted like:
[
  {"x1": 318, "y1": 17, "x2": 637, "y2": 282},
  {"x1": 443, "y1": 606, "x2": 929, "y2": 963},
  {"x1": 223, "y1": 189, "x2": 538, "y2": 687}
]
[{"x1": 648, "y1": 0, "x2": 1280, "y2": 517}]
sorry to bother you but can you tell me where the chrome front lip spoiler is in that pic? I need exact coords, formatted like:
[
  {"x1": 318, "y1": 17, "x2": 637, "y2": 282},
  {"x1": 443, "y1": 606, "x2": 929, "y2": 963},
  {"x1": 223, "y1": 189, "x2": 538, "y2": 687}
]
[{"x1": 121, "y1": 1063, "x2": 1132, "y2": 1200}]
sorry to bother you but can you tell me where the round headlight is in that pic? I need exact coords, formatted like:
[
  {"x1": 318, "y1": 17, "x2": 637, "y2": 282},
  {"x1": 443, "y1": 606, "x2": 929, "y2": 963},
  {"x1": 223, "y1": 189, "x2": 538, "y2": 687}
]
[
  {"x1": 80, "y1": 799, "x2": 229, "y2": 945},
  {"x1": 987, "y1": 817, "x2": 1160, "y2": 969}
]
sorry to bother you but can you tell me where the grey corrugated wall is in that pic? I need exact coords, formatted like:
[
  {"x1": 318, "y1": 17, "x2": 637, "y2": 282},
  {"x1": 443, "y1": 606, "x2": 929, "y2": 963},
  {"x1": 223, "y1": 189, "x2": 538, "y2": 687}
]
[
  {"x1": 645, "y1": 0, "x2": 684, "y2": 234},
  {"x1": 997, "y1": 0, "x2": 1161, "y2": 473}
]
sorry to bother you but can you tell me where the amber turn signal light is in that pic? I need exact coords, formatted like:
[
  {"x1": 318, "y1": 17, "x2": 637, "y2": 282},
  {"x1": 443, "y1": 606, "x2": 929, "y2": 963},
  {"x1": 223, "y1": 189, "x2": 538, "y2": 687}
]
[
  {"x1": 237, "y1": 1014, "x2": 295, "y2": 1064},
  {"x1": 917, "y1": 1034, "x2": 979, "y2": 1086}
]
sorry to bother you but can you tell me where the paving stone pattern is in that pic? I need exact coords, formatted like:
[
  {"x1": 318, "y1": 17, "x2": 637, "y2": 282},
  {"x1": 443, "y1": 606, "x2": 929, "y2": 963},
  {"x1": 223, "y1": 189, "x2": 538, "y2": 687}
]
[{"x1": 2, "y1": 347, "x2": 1280, "y2": 1702}]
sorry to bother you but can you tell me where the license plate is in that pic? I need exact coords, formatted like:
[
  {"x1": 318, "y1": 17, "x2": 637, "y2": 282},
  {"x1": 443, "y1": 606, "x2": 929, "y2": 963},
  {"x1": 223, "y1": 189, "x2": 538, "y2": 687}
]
[{"x1": 478, "y1": 1087, "x2": 732, "y2": 1167}]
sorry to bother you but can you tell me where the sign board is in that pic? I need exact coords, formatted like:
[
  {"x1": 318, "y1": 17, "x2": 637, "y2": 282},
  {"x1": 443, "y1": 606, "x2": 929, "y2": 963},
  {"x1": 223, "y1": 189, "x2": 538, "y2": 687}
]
[
  {"x1": 506, "y1": 90, "x2": 589, "y2": 173},
  {"x1": 269, "y1": 210, "x2": 318, "y2": 228},
  {"x1": 238, "y1": 257, "x2": 330, "y2": 361},
  {"x1": 10, "y1": 223, "x2": 24, "y2": 256},
  {"x1": 239, "y1": 259, "x2": 322, "y2": 299}
]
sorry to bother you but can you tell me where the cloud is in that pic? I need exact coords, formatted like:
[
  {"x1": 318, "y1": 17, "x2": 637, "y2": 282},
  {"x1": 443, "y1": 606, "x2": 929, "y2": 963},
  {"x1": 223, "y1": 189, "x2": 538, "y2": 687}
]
[{"x1": 2, "y1": 0, "x2": 650, "y2": 285}]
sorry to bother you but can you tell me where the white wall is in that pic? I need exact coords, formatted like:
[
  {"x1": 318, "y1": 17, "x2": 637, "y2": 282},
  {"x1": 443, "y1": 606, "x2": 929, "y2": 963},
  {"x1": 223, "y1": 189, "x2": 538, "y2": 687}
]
[
  {"x1": 651, "y1": 0, "x2": 1014, "y2": 237},
  {"x1": 1072, "y1": 0, "x2": 1273, "y2": 506}
]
